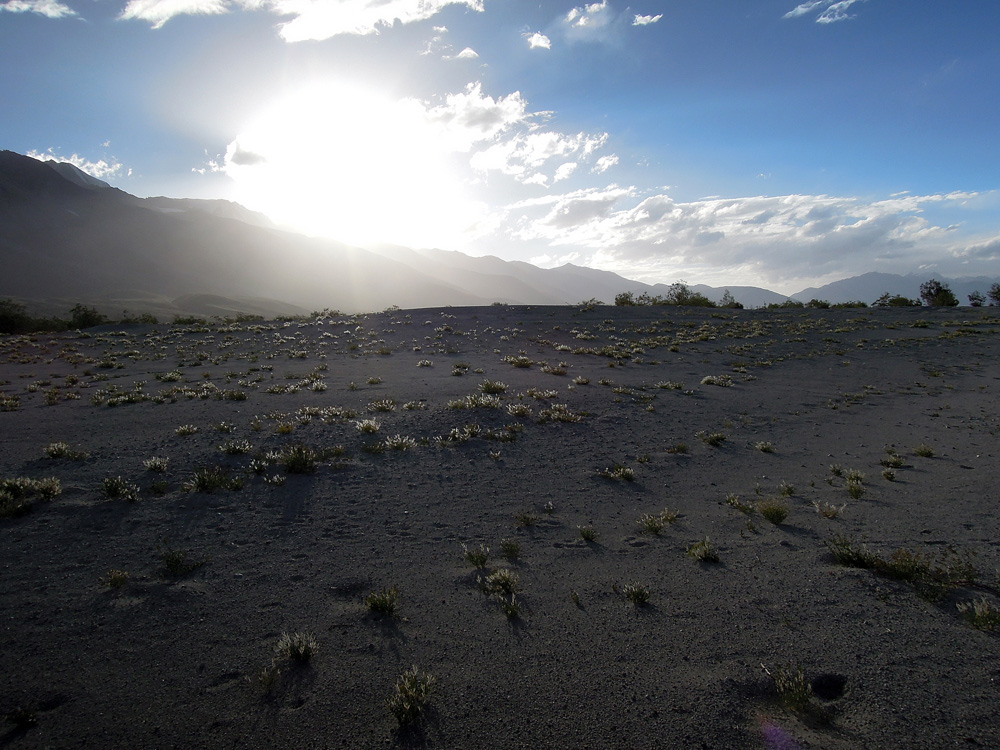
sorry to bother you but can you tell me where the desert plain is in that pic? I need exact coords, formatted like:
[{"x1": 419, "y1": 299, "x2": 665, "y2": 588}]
[{"x1": 1, "y1": 303, "x2": 999, "y2": 749}]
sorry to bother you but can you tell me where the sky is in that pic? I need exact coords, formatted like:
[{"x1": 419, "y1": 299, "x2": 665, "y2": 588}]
[{"x1": 3, "y1": 0, "x2": 1000, "y2": 294}]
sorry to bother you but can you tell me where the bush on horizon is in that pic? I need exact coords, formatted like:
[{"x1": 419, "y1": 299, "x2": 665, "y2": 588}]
[{"x1": 919, "y1": 280, "x2": 959, "y2": 307}]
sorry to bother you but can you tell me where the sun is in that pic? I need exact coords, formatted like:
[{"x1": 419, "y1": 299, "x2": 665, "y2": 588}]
[{"x1": 223, "y1": 81, "x2": 487, "y2": 249}]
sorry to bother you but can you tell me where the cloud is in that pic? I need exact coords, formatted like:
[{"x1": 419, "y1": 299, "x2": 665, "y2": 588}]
[
  {"x1": 562, "y1": 0, "x2": 616, "y2": 41},
  {"x1": 0, "y1": 0, "x2": 76, "y2": 17},
  {"x1": 119, "y1": 0, "x2": 484, "y2": 38},
  {"x1": 524, "y1": 31, "x2": 551, "y2": 50},
  {"x1": 120, "y1": 0, "x2": 229, "y2": 28},
  {"x1": 632, "y1": 13, "x2": 661, "y2": 26},
  {"x1": 498, "y1": 187, "x2": 987, "y2": 290},
  {"x1": 450, "y1": 47, "x2": 479, "y2": 60},
  {"x1": 784, "y1": 0, "x2": 865, "y2": 24},
  {"x1": 470, "y1": 131, "x2": 609, "y2": 185},
  {"x1": 27, "y1": 148, "x2": 124, "y2": 179},
  {"x1": 592, "y1": 154, "x2": 618, "y2": 173},
  {"x1": 423, "y1": 82, "x2": 530, "y2": 152}
]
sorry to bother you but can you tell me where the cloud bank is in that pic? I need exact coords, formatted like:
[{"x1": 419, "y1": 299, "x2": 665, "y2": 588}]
[
  {"x1": 784, "y1": 0, "x2": 865, "y2": 24},
  {"x1": 118, "y1": 0, "x2": 484, "y2": 38},
  {"x1": 0, "y1": 0, "x2": 76, "y2": 17}
]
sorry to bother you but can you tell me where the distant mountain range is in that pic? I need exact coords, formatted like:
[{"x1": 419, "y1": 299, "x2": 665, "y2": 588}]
[{"x1": 1, "y1": 150, "x2": 996, "y2": 317}]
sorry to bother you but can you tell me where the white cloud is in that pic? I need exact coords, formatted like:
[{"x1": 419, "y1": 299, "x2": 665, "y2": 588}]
[
  {"x1": 524, "y1": 31, "x2": 551, "y2": 49},
  {"x1": 0, "y1": 0, "x2": 76, "y2": 17},
  {"x1": 592, "y1": 154, "x2": 618, "y2": 173},
  {"x1": 120, "y1": 0, "x2": 228, "y2": 27},
  {"x1": 451, "y1": 47, "x2": 479, "y2": 60},
  {"x1": 632, "y1": 13, "x2": 661, "y2": 26},
  {"x1": 784, "y1": 0, "x2": 865, "y2": 23},
  {"x1": 470, "y1": 131, "x2": 609, "y2": 185},
  {"x1": 423, "y1": 82, "x2": 530, "y2": 152},
  {"x1": 119, "y1": 0, "x2": 484, "y2": 38},
  {"x1": 553, "y1": 162, "x2": 577, "y2": 183},
  {"x1": 27, "y1": 148, "x2": 124, "y2": 179},
  {"x1": 497, "y1": 187, "x2": 988, "y2": 290}
]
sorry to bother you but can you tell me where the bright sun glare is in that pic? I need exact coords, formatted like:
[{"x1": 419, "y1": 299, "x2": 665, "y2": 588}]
[{"x1": 224, "y1": 81, "x2": 487, "y2": 249}]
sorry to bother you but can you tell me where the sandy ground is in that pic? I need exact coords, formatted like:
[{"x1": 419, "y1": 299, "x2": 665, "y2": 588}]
[{"x1": 1, "y1": 304, "x2": 999, "y2": 749}]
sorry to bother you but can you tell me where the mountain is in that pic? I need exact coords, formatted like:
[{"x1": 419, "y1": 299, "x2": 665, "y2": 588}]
[
  {"x1": 791, "y1": 272, "x2": 999, "y2": 305},
  {"x1": 0, "y1": 149, "x2": 789, "y2": 316}
]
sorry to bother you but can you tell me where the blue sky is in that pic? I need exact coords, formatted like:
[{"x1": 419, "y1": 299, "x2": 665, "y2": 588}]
[{"x1": 3, "y1": 0, "x2": 999, "y2": 293}]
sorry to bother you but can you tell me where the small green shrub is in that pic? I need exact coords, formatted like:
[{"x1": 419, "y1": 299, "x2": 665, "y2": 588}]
[
  {"x1": 462, "y1": 542, "x2": 489, "y2": 568},
  {"x1": 102, "y1": 476, "x2": 140, "y2": 502},
  {"x1": 103, "y1": 569, "x2": 130, "y2": 589},
  {"x1": 914, "y1": 443, "x2": 935, "y2": 458},
  {"x1": 757, "y1": 498, "x2": 789, "y2": 524},
  {"x1": 696, "y1": 431, "x2": 726, "y2": 447},
  {"x1": 621, "y1": 582, "x2": 650, "y2": 606},
  {"x1": 769, "y1": 662, "x2": 812, "y2": 713},
  {"x1": 957, "y1": 598, "x2": 1000, "y2": 630},
  {"x1": 275, "y1": 632, "x2": 317, "y2": 662},
  {"x1": 637, "y1": 508, "x2": 678, "y2": 534},
  {"x1": 687, "y1": 537, "x2": 720, "y2": 563},
  {"x1": 598, "y1": 464, "x2": 634, "y2": 481},
  {"x1": 157, "y1": 539, "x2": 207, "y2": 577},
  {"x1": 43, "y1": 441, "x2": 89, "y2": 460},
  {"x1": 754, "y1": 441, "x2": 775, "y2": 453},
  {"x1": 479, "y1": 568, "x2": 520, "y2": 595},
  {"x1": 365, "y1": 586, "x2": 401, "y2": 617},
  {"x1": 578, "y1": 525, "x2": 598, "y2": 542},
  {"x1": 387, "y1": 666, "x2": 436, "y2": 726},
  {"x1": 499, "y1": 538, "x2": 521, "y2": 560}
]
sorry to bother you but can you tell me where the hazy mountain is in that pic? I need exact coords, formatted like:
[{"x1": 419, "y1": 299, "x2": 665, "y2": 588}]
[
  {"x1": 791, "y1": 272, "x2": 999, "y2": 305},
  {"x1": 0, "y1": 149, "x2": 813, "y2": 316}
]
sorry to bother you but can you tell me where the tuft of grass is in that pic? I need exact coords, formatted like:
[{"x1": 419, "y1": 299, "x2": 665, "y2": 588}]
[
  {"x1": 515, "y1": 512, "x2": 539, "y2": 528},
  {"x1": 846, "y1": 479, "x2": 865, "y2": 499},
  {"x1": 700, "y1": 374, "x2": 733, "y2": 387},
  {"x1": 812, "y1": 501, "x2": 845, "y2": 519},
  {"x1": 354, "y1": 418, "x2": 380, "y2": 434},
  {"x1": 637, "y1": 508, "x2": 678, "y2": 534},
  {"x1": 726, "y1": 493, "x2": 755, "y2": 515},
  {"x1": 219, "y1": 439, "x2": 253, "y2": 455},
  {"x1": 754, "y1": 441, "x2": 775, "y2": 453},
  {"x1": 143, "y1": 456, "x2": 169, "y2": 472},
  {"x1": 279, "y1": 443, "x2": 318, "y2": 474},
  {"x1": 687, "y1": 537, "x2": 720, "y2": 563},
  {"x1": 365, "y1": 585, "x2": 401, "y2": 617},
  {"x1": 478, "y1": 379, "x2": 509, "y2": 395},
  {"x1": 103, "y1": 569, "x2": 130, "y2": 589},
  {"x1": 957, "y1": 597, "x2": 1000, "y2": 630},
  {"x1": 829, "y1": 464, "x2": 843, "y2": 477},
  {"x1": 462, "y1": 542, "x2": 490, "y2": 568},
  {"x1": 496, "y1": 593, "x2": 521, "y2": 619},
  {"x1": 387, "y1": 666, "x2": 436, "y2": 726},
  {"x1": 275, "y1": 632, "x2": 317, "y2": 663},
  {"x1": 825, "y1": 534, "x2": 879, "y2": 568},
  {"x1": 157, "y1": 539, "x2": 207, "y2": 577},
  {"x1": 913, "y1": 443, "x2": 935, "y2": 458},
  {"x1": 696, "y1": 430, "x2": 727, "y2": 447},
  {"x1": 175, "y1": 424, "x2": 199, "y2": 436},
  {"x1": 666, "y1": 442, "x2": 689, "y2": 454},
  {"x1": 43, "y1": 441, "x2": 88, "y2": 460},
  {"x1": 578, "y1": 525, "x2": 598, "y2": 542},
  {"x1": 102, "y1": 476, "x2": 140, "y2": 502},
  {"x1": 778, "y1": 481, "x2": 795, "y2": 497},
  {"x1": 183, "y1": 465, "x2": 239, "y2": 493},
  {"x1": 621, "y1": 582, "x2": 650, "y2": 606},
  {"x1": 499, "y1": 538, "x2": 521, "y2": 561},
  {"x1": 598, "y1": 463, "x2": 635, "y2": 481},
  {"x1": 479, "y1": 568, "x2": 520, "y2": 595},
  {"x1": 881, "y1": 468, "x2": 896, "y2": 481},
  {"x1": 757, "y1": 498, "x2": 789, "y2": 524},
  {"x1": 767, "y1": 662, "x2": 812, "y2": 713}
]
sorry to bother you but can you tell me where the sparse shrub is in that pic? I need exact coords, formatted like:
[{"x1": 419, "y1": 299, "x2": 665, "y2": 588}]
[
  {"x1": 622, "y1": 582, "x2": 650, "y2": 606},
  {"x1": 500, "y1": 538, "x2": 521, "y2": 560},
  {"x1": 687, "y1": 537, "x2": 720, "y2": 563},
  {"x1": 102, "y1": 476, "x2": 140, "y2": 502},
  {"x1": 387, "y1": 666, "x2": 436, "y2": 726},
  {"x1": 637, "y1": 508, "x2": 678, "y2": 534},
  {"x1": 183, "y1": 465, "x2": 240, "y2": 493},
  {"x1": 757, "y1": 498, "x2": 789, "y2": 524},
  {"x1": 700, "y1": 374, "x2": 733, "y2": 387},
  {"x1": 479, "y1": 379, "x2": 508, "y2": 394},
  {"x1": 825, "y1": 534, "x2": 879, "y2": 568},
  {"x1": 275, "y1": 632, "x2": 317, "y2": 662},
  {"x1": 768, "y1": 663, "x2": 812, "y2": 712},
  {"x1": 175, "y1": 424, "x2": 199, "y2": 436},
  {"x1": 812, "y1": 501, "x2": 845, "y2": 519},
  {"x1": 666, "y1": 442, "x2": 689, "y2": 454},
  {"x1": 696, "y1": 431, "x2": 727, "y2": 447},
  {"x1": 537, "y1": 403, "x2": 584, "y2": 423},
  {"x1": 43, "y1": 442, "x2": 88, "y2": 460},
  {"x1": 778, "y1": 481, "x2": 794, "y2": 497},
  {"x1": 578, "y1": 525, "x2": 598, "y2": 542},
  {"x1": 882, "y1": 468, "x2": 896, "y2": 481},
  {"x1": 280, "y1": 444, "x2": 318, "y2": 473},
  {"x1": 383, "y1": 434, "x2": 417, "y2": 451},
  {"x1": 754, "y1": 441, "x2": 775, "y2": 453},
  {"x1": 354, "y1": 418, "x2": 380, "y2": 434},
  {"x1": 572, "y1": 376, "x2": 590, "y2": 385},
  {"x1": 506, "y1": 403, "x2": 532, "y2": 417},
  {"x1": 365, "y1": 585, "x2": 401, "y2": 617},
  {"x1": 157, "y1": 539, "x2": 207, "y2": 577},
  {"x1": 144, "y1": 456, "x2": 169, "y2": 472},
  {"x1": 515, "y1": 511, "x2": 539, "y2": 527},
  {"x1": 598, "y1": 463, "x2": 634, "y2": 481},
  {"x1": 366, "y1": 376, "x2": 382, "y2": 385},
  {"x1": 103, "y1": 569, "x2": 130, "y2": 589},
  {"x1": 914, "y1": 443, "x2": 935, "y2": 458},
  {"x1": 726, "y1": 493, "x2": 755, "y2": 515},
  {"x1": 846, "y1": 479, "x2": 865, "y2": 499},
  {"x1": 462, "y1": 542, "x2": 490, "y2": 568},
  {"x1": 367, "y1": 399, "x2": 396, "y2": 412},
  {"x1": 957, "y1": 598, "x2": 1000, "y2": 630},
  {"x1": 219, "y1": 439, "x2": 253, "y2": 455},
  {"x1": 480, "y1": 568, "x2": 520, "y2": 595},
  {"x1": 496, "y1": 593, "x2": 521, "y2": 619}
]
